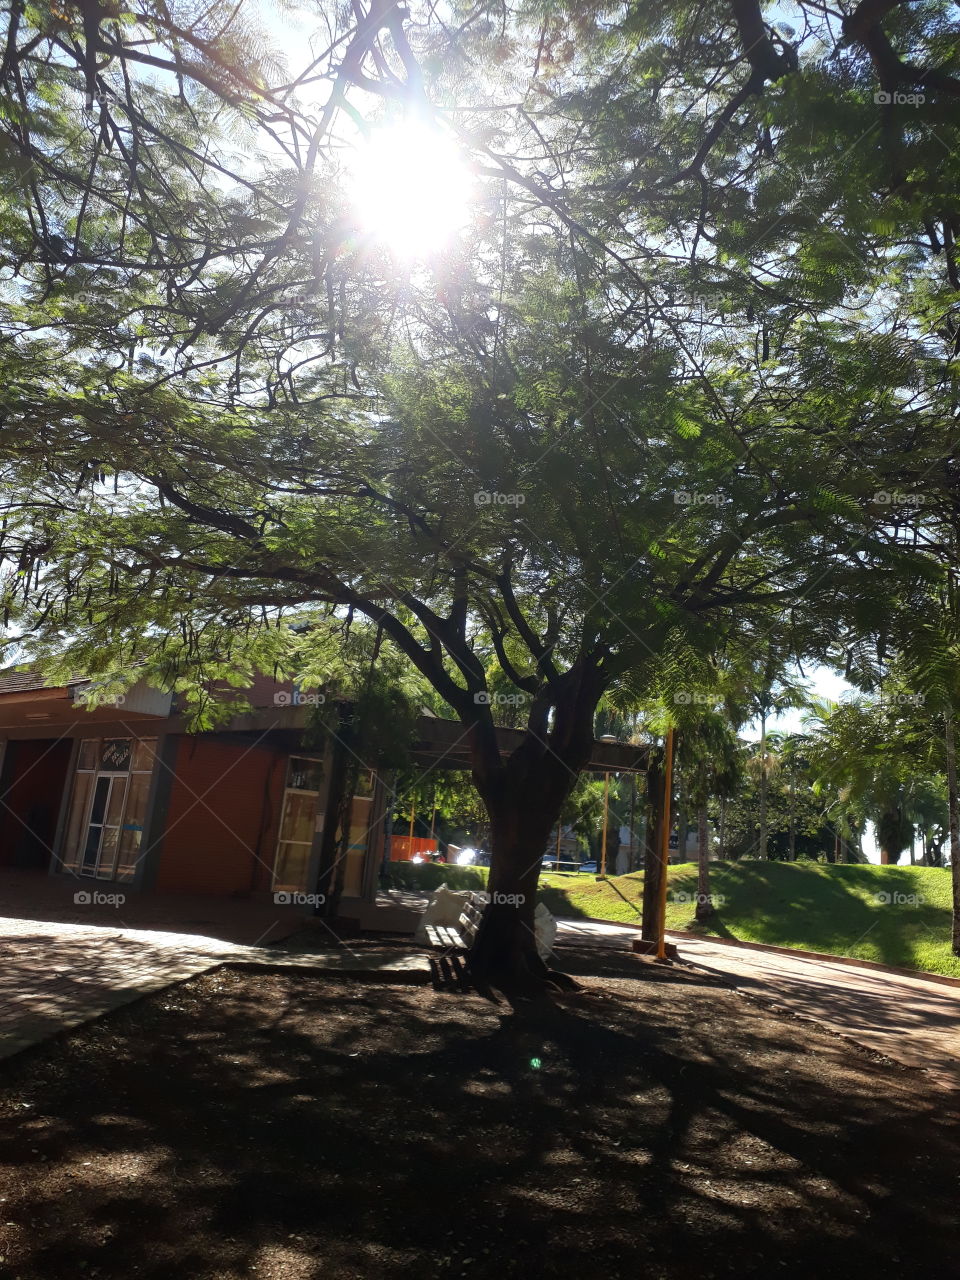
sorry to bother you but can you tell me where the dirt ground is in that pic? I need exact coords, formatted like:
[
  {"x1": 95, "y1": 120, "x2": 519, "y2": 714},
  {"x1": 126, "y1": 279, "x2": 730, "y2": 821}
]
[{"x1": 0, "y1": 947, "x2": 957, "y2": 1280}]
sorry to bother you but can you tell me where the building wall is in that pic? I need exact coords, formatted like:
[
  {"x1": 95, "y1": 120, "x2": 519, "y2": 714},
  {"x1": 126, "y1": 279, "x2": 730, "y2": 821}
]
[
  {"x1": 0, "y1": 738, "x2": 73, "y2": 869},
  {"x1": 153, "y1": 736, "x2": 287, "y2": 895}
]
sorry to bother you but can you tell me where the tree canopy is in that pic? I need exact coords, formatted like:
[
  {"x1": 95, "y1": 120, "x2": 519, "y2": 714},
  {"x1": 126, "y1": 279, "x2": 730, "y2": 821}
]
[{"x1": 1, "y1": 0, "x2": 959, "y2": 978}]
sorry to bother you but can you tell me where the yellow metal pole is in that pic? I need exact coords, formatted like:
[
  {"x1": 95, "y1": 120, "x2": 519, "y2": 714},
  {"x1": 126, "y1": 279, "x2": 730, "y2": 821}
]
[
  {"x1": 656, "y1": 727, "x2": 676, "y2": 960},
  {"x1": 600, "y1": 770, "x2": 610, "y2": 877},
  {"x1": 408, "y1": 796, "x2": 416, "y2": 843}
]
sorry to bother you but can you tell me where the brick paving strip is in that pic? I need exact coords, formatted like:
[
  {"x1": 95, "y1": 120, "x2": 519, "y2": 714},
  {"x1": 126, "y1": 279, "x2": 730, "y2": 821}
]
[{"x1": 0, "y1": 917, "x2": 430, "y2": 1060}]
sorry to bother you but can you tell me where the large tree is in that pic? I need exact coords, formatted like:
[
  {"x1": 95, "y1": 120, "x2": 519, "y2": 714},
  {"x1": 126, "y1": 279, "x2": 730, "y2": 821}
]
[{"x1": 0, "y1": 0, "x2": 955, "y2": 985}]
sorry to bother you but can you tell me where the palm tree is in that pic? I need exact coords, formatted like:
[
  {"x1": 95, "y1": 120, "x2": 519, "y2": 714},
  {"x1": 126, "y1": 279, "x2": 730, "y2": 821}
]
[
  {"x1": 674, "y1": 708, "x2": 743, "y2": 918},
  {"x1": 719, "y1": 643, "x2": 811, "y2": 859}
]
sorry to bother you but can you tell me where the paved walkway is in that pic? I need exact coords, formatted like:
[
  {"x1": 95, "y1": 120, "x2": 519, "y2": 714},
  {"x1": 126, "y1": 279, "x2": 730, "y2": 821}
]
[
  {"x1": 556, "y1": 919, "x2": 960, "y2": 1089},
  {"x1": 0, "y1": 916, "x2": 429, "y2": 1059}
]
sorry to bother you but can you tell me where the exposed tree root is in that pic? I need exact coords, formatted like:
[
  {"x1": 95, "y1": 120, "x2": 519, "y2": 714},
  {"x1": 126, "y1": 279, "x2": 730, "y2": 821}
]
[{"x1": 465, "y1": 949, "x2": 580, "y2": 998}]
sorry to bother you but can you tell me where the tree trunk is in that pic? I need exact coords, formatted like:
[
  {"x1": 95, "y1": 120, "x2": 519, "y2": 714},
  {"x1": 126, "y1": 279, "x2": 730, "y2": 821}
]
[
  {"x1": 695, "y1": 804, "x2": 713, "y2": 920},
  {"x1": 603, "y1": 774, "x2": 621, "y2": 874},
  {"x1": 876, "y1": 809, "x2": 904, "y2": 865},
  {"x1": 628, "y1": 776, "x2": 637, "y2": 870},
  {"x1": 313, "y1": 706, "x2": 353, "y2": 916},
  {"x1": 641, "y1": 757, "x2": 665, "y2": 942},
  {"x1": 467, "y1": 794, "x2": 558, "y2": 987},
  {"x1": 788, "y1": 761, "x2": 797, "y2": 861},
  {"x1": 757, "y1": 710, "x2": 768, "y2": 859},
  {"x1": 465, "y1": 676, "x2": 602, "y2": 990},
  {"x1": 945, "y1": 707, "x2": 960, "y2": 956}
]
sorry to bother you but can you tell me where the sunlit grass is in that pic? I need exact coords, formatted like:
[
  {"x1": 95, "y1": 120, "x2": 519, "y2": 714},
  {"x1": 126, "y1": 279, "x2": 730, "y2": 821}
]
[{"x1": 540, "y1": 861, "x2": 960, "y2": 979}]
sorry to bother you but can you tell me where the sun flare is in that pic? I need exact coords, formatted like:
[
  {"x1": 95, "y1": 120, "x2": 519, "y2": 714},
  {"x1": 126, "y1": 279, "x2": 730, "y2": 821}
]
[{"x1": 347, "y1": 120, "x2": 474, "y2": 259}]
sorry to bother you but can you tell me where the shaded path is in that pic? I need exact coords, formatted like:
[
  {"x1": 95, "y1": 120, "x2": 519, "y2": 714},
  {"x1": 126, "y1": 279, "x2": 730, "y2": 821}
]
[
  {"x1": 556, "y1": 919, "x2": 960, "y2": 1089},
  {"x1": 0, "y1": 916, "x2": 245, "y2": 1057},
  {"x1": 0, "y1": 916, "x2": 428, "y2": 1058}
]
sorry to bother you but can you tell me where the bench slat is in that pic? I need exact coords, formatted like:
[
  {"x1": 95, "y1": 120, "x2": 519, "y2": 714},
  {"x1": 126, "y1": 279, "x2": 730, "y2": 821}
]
[
  {"x1": 425, "y1": 924, "x2": 467, "y2": 949},
  {"x1": 424, "y1": 891, "x2": 491, "y2": 952}
]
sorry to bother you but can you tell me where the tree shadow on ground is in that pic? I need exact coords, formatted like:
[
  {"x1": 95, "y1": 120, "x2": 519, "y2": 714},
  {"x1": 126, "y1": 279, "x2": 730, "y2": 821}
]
[{"x1": 0, "y1": 953, "x2": 956, "y2": 1280}]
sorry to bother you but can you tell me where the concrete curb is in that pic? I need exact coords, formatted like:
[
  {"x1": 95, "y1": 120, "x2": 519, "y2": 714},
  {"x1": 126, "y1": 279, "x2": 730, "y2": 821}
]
[{"x1": 224, "y1": 957, "x2": 433, "y2": 986}]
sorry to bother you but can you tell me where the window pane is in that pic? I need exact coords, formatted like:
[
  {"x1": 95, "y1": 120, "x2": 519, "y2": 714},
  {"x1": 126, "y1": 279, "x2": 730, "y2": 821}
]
[
  {"x1": 280, "y1": 791, "x2": 316, "y2": 845},
  {"x1": 61, "y1": 772, "x2": 94, "y2": 872},
  {"x1": 131, "y1": 738, "x2": 158, "y2": 772},
  {"x1": 77, "y1": 740, "x2": 97, "y2": 770},
  {"x1": 342, "y1": 797, "x2": 372, "y2": 897},
  {"x1": 96, "y1": 823, "x2": 120, "y2": 879},
  {"x1": 287, "y1": 757, "x2": 322, "y2": 792},
  {"x1": 80, "y1": 824, "x2": 101, "y2": 874},
  {"x1": 88, "y1": 775, "x2": 110, "y2": 827},
  {"x1": 273, "y1": 841, "x2": 311, "y2": 893},
  {"x1": 80, "y1": 777, "x2": 109, "y2": 875},
  {"x1": 104, "y1": 775, "x2": 127, "y2": 829},
  {"x1": 116, "y1": 772, "x2": 150, "y2": 883}
]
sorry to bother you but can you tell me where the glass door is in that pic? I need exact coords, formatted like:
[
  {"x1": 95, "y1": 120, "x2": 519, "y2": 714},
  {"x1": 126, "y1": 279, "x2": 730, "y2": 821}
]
[
  {"x1": 62, "y1": 738, "x2": 157, "y2": 880},
  {"x1": 79, "y1": 774, "x2": 127, "y2": 878},
  {"x1": 96, "y1": 774, "x2": 127, "y2": 879},
  {"x1": 273, "y1": 757, "x2": 324, "y2": 893}
]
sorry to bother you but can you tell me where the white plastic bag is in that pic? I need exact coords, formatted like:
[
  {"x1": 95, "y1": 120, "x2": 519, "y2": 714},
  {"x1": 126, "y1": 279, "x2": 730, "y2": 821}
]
[{"x1": 534, "y1": 901, "x2": 557, "y2": 961}]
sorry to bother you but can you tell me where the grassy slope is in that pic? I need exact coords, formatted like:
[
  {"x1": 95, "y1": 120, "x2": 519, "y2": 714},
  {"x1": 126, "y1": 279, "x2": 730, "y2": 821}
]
[{"x1": 539, "y1": 861, "x2": 960, "y2": 979}]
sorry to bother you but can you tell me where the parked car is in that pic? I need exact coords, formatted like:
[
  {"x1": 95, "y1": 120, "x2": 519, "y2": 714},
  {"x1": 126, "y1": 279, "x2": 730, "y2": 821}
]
[{"x1": 579, "y1": 860, "x2": 598, "y2": 873}]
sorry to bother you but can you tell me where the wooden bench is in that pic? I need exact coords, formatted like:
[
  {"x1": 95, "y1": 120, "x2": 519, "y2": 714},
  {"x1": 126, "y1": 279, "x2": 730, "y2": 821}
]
[
  {"x1": 423, "y1": 890, "x2": 486, "y2": 952},
  {"x1": 423, "y1": 891, "x2": 487, "y2": 989}
]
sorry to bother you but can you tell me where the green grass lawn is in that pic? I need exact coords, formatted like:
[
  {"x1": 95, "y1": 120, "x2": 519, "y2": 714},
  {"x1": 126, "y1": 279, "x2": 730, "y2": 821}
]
[{"x1": 539, "y1": 861, "x2": 960, "y2": 979}]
